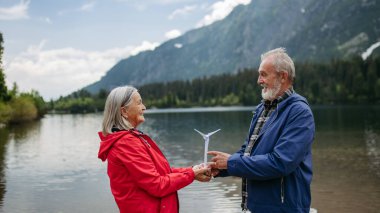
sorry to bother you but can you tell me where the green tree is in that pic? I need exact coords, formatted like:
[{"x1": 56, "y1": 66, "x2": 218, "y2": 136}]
[
  {"x1": 375, "y1": 79, "x2": 380, "y2": 102},
  {"x1": 0, "y1": 33, "x2": 9, "y2": 102}
]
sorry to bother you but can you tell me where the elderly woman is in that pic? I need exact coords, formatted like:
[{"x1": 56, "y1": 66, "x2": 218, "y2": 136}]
[{"x1": 98, "y1": 85, "x2": 210, "y2": 213}]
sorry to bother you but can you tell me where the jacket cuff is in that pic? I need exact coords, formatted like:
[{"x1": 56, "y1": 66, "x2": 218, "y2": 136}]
[{"x1": 227, "y1": 153, "x2": 240, "y2": 176}]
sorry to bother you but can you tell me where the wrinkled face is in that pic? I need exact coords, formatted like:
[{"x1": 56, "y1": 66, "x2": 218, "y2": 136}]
[
  {"x1": 122, "y1": 92, "x2": 146, "y2": 128},
  {"x1": 257, "y1": 58, "x2": 282, "y2": 101}
]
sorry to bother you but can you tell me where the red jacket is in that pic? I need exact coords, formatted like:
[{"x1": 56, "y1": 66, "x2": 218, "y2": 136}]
[{"x1": 98, "y1": 129, "x2": 195, "y2": 213}]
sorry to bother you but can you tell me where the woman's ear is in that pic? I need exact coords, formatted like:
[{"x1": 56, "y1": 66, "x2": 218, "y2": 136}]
[{"x1": 121, "y1": 106, "x2": 128, "y2": 118}]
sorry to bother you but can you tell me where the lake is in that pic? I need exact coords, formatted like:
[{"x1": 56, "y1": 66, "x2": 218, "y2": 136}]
[{"x1": 0, "y1": 106, "x2": 379, "y2": 213}]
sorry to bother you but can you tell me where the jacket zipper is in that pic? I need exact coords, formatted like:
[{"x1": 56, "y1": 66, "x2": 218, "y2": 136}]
[
  {"x1": 281, "y1": 177, "x2": 285, "y2": 203},
  {"x1": 139, "y1": 136, "x2": 151, "y2": 148}
]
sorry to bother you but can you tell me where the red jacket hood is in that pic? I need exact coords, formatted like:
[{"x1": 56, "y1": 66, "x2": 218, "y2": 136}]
[{"x1": 98, "y1": 131, "x2": 130, "y2": 161}]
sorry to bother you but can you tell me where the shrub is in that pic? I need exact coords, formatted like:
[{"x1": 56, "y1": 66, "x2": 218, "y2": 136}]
[
  {"x1": 0, "y1": 102, "x2": 11, "y2": 124},
  {"x1": 9, "y1": 96, "x2": 38, "y2": 123}
]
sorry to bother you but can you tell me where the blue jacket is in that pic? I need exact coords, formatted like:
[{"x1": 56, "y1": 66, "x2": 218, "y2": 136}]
[{"x1": 220, "y1": 93, "x2": 315, "y2": 213}]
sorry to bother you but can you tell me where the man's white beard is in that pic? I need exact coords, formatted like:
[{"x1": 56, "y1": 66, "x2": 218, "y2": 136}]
[{"x1": 261, "y1": 78, "x2": 281, "y2": 101}]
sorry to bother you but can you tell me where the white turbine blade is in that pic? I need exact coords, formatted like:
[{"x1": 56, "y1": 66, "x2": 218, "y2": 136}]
[
  {"x1": 194, "y1": 129, "x2": 206, "y2": 137},
  {"x1": 206, "y1": 129, "x2": 221, "y2": 137}
]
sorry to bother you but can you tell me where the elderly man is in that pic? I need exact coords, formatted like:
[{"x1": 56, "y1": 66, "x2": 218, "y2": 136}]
[{"x1": 209, "y1": 48, "x2": 315, "y2": 213}]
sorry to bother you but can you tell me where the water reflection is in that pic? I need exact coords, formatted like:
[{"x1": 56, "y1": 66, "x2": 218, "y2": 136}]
[
  {"x1": 365, "y1": 128, "x2": 380, "y2": 177},
  {"x1": 179, "y1": 179, "x2": 242, "y2": 213},
  {"x1": 0, "y1": 114, "x2": 118, "y2": 213},
  {"x1": 311, "y1": 106, "x2": 380, "y2": 213},
  {"x1": 0, "y1": 128, "x2": 9, "y2": 207}
]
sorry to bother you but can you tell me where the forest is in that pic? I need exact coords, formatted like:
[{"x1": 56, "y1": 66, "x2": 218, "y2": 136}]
[{"x1": 51, "y1": 55, "x2": 380, "y2": 113}]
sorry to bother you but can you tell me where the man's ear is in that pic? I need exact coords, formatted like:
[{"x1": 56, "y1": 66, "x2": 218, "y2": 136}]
[{"x1": 280, "y1": 71, "x2": 289, "y2": 82}]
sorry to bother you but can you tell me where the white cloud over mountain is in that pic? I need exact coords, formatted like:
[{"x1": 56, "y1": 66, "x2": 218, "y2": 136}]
[{"x1": 197, "y1": 0, "x2": 251, "y2": 27}]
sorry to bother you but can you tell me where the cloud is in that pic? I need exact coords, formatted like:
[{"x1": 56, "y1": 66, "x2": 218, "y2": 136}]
[
  {"x1": 4, "y1": 40, "x2": 159, "y2": 100},
  {"x1": 58, "y1": 2, "x2": 96, "y2": 15},
  {"x1": 156, "y1": 0, "x2": 196, "y2": 4},
  {"x1": 165, "y1": 29, "x2": 182, "y2": 39},
  {"x1": 115, "y1": 0, "x2": 195, "y2": 4},
  {"x1": 114, "y1": 0, "x2": 195, "y2": 11},
  {"x1": 0, "y1": 0, "x2": 30, "y2": 20},
  {"x1": 44, "y1": 17, "x2": 52, "y2": 24},
  {"x1": 196, "y1": 0, "x2": 251, "y2": 27},
  {"x1": 130, "y1": 41, "x2": 159, "y2": 56},
  {"x1": 38, "y1": 16, "x2": 52, "y2": 24},
  {"x1": 80, "y1": 2, "x2": 96, "y2": 11},
  {"x1": 168, "y1": 5, "x2": 197, "y2": 20}
]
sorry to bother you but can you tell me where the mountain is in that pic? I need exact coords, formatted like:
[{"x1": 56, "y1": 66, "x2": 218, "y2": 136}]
[{"x1": 84, "y1": 0, "x2": 380, "y2": 93}]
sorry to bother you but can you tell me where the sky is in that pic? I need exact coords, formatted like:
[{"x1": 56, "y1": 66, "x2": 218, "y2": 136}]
[{"x1": 0, "y1": 0, "x2": 251, "y2": 100}]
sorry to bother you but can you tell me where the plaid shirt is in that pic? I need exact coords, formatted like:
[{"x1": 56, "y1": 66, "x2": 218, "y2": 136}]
[{"x1": 241, "y1": 88, "x2": 294, "y2": 211}]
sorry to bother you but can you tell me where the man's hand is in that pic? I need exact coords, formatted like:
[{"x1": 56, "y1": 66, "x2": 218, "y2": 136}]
[
  {"x1": 210, "y1": 168, "x2": 220, "y2": 177},
  {"x1": 208, "y1": 151, "x2": 231, "y2": 170}
]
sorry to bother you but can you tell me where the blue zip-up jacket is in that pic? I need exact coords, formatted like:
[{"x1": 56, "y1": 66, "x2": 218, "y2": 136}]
[{"x1": 220, "y1": 93, "x2": 315, "y2": 213}]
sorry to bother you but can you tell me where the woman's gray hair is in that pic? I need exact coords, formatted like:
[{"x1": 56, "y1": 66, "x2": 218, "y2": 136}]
[
  {"x1": 261, "y1": 47, "x2": 296, "y2": 83},
  {"x1": 102, "y1": 85, "x2": 138, "y2": 135}
]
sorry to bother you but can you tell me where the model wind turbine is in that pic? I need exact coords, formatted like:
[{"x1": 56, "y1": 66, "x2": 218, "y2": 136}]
[{"x1": 194, "y1": 128, "x2": 221, "y2": 165}]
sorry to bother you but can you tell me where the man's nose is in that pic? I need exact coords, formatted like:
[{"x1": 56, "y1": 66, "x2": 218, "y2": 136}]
[{"x1": 257, "y1": 76, "x2": 263, "y2": 84}]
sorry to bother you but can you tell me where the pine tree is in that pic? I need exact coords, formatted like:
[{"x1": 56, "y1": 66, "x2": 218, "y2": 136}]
[{"x1": 0, "y1": 32, "x2": 9, "y2": 102}]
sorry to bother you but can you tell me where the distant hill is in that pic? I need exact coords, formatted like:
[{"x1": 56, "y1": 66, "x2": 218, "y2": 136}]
[{"x1": 84, "y1": 0, "x2": 380, "y2": 93}]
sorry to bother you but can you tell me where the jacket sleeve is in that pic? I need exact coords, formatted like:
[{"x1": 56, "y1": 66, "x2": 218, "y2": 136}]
[
  {"x1": 171, "y1": 167, "x2": 193, "y2": 173},
  {"x1": 215, "y1": 142, "x2": 247, "y2": 178},
  {"x1": 115, "y1": 137, "x2": 195, "y2": 198},
  {"x1": 227, "y1": 104, "x2": 315, "y2": 180}
]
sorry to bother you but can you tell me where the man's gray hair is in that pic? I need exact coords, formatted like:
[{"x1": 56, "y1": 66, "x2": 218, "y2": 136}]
[
  {"x1": 102, "y1": 85, "x2": 138, "y2": 135},
  {"x1": 261, "y1": 47, "x2": 296, "y2": 83}
]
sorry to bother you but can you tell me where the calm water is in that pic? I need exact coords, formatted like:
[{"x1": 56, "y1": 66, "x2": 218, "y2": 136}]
[{"x1": 0, "y1": 106, "x2": 379, "y2": 213}]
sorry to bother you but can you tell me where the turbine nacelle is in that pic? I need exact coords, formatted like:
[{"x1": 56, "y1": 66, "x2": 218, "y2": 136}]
[{"x1": 194, "y1": 129, "x2": 221, "y2": 140}]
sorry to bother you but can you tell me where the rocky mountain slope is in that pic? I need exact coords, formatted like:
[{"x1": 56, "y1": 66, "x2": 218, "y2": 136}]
[{"x1": 84, "y1": 0, "x2": 380, "y2": 93}]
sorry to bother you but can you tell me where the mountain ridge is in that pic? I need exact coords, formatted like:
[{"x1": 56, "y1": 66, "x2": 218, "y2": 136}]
[{"x1": 84, "y1": 0, "x2": 380, "y2": 93}]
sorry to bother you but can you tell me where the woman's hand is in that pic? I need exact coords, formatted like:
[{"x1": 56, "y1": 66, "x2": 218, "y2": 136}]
[{"x1": 192, "y1": 163, "x2": 212, "y2": 182}]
